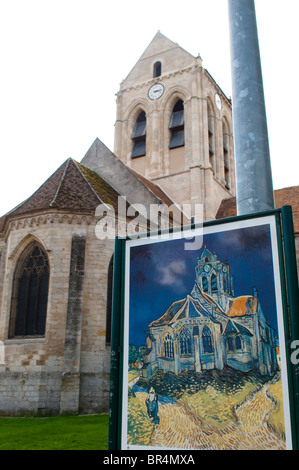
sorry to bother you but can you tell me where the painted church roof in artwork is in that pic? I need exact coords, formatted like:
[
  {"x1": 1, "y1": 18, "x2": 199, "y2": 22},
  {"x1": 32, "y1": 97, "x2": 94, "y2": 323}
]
[
  {"x1": 226, "y1": 295, "x2": 258, "y2": 317},
  {"x1": 149, "y1": 298, "x2": 186, "y2": 327},
  {"x1": 191, "y1": 282, "x2": 225, "y2": 316},
  {"x1": 168, "y1": 295, "x2": 219, "y2": 325},
  {"x1": 224, "y1": 318, "x2": 253, "y2": 337},
  {"x1": 149, "y1": 292, "x2": 221, "y2": 328}
]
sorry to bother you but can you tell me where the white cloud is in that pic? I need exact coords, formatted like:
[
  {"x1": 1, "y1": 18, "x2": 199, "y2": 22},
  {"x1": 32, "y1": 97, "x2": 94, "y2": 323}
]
[{"x1": 157, "y1": 260, "x2": 187, "y2": 290}]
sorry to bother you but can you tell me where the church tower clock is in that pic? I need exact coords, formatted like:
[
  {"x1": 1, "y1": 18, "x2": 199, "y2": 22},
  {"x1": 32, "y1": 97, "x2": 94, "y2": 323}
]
[
  {"x1": 195, "y1": 247, "x2": 234, "y2": 311},
  {"x1": 113, "y1": 31, "x2": 235, "y2": 221}
]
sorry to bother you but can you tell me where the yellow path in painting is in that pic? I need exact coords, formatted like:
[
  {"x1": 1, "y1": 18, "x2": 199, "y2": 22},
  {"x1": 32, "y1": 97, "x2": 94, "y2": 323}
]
[{"x1": 134, "y1": 378, "x2": 286, "y2": 450}]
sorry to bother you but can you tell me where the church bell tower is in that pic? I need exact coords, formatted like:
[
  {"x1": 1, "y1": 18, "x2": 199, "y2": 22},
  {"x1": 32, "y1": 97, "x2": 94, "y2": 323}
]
[{"x1": 113, "y1": 32, "x2": 235, "y2": 221}]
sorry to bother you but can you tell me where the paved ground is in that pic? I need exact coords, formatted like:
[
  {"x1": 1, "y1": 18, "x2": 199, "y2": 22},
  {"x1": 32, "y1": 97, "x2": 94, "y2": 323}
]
[{"x1": 134, "y1": 376, "x2": 286, "y2": 450}]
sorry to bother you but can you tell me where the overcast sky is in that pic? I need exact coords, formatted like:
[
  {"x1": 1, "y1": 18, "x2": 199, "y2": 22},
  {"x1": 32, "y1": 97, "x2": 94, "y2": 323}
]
[{"x1": 0, "y1": 0, "x2": 298, "y2": 217}]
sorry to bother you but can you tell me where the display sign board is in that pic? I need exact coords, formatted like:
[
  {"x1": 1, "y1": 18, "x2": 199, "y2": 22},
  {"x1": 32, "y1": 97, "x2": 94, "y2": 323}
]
[{"x1": 109, "y1": 207, "x2": 299, "y2": 451}]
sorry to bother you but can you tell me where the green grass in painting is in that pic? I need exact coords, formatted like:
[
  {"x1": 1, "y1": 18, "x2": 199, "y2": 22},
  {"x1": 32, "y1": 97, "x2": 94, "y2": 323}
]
[{"x1": 0, "y1": 414, "x2": 109, "y2": 450}]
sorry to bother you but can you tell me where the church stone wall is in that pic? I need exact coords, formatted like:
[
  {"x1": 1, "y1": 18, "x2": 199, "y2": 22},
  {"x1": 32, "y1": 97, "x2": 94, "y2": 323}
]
[{"x1": 0, "y1": 212, "x2": 112, "y2": 415}]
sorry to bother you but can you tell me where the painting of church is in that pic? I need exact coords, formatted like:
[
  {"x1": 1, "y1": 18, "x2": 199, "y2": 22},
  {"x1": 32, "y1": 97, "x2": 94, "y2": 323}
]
[{"x1": 145, "y1": 247, "x2": 278, "y2": 379}]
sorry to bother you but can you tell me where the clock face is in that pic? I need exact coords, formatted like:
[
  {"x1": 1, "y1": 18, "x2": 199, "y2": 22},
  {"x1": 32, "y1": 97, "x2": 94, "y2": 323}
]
[
  {"x1": 204, "y1": 264, "x2": 211, "y2": 273},
  {"x1": 222, "y1": 266, "x2": 228, "y2": 273},
  {"x1": 215, "y1": 93, "x2": 222, "y2": 110},
  {"x1": 148, "y1": 83, "x2": 164, "y2": 100}
]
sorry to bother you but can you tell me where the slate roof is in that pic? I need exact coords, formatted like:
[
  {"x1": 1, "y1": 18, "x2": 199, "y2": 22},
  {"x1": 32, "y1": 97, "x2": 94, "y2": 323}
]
[
  {"x1": 0, "y1": 158, "x2": 121, "y2": 233},
  {"x1": 224, "y1": 319, "x2": 253, "y2": 337},
  {"x1": 149, "y1": 299, "x2": 186, "y2": 327},
  {"x1": 216, "y1": 186, "x2": 299, "y2": 233},
  {"x1": 168, "y1": 295, "x2": 219, "y2": 325},
  {"x1": 191, "y1": 282, "x2": 224, "y2": 315},
  {"x1": 149, "y1": 286, "x2": 224, "y2": 328},
  {"x1": 130, "y1": 169, "x2": 176, "y2": 209}
]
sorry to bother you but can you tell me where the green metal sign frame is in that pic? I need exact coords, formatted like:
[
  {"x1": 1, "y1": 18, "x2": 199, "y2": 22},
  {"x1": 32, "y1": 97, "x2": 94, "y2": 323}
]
[{"x1": 108, "y1": 206, "x2": 299, "y2": 451}]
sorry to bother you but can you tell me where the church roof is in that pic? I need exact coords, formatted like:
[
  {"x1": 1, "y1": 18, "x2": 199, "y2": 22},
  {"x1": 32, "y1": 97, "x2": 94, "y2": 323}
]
[
  {"x1": 216, "y1": 186, "x2": 299, "y2": 233},
  {"x1": 149, "y1": 298, "x2": 186, "y2": 327},
  {"x1": 81, "y1": 138, "x2": 188, "y2": 226},
  {"x1": 149, "y1": 292, "x2": 220, "y2": 328},
  {"x1": 168, "y1": 295, "x2": 219, "y2": 325},
  {"x1": 121, "y1": 31, "x2": 198, "y2": 88},
  {"x1": 0, "y1": 136, "x2": 188, "y2": 234},
  {"x1": 0, "y1": 158, "x2": 121, "y2": 232},
  {"x1": 224, "y1": 319, "x2": 253, "y2": 337},
  {"x1": 130, "y1": 169, "x2": 175, "y2": 209},
  {"x1": 226, "y1": 295, "x2": 257, "y2": 317},
  {"x1": 138, "y1": 31, "x2": 194, "y2": 62},
  {"x1": 191, "y1": 282, "x2": 224, "y2": 316}
]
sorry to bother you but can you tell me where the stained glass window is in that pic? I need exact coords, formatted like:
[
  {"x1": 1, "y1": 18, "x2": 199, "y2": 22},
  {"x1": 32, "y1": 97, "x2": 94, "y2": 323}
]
[
  {"x1": 202, "y1": 326, "x2": 213, "y2": 353},
  {"x1": 235, "y1": 335, "x2": 242, "y2": 350},
  {"x1": 10, "y1": 244, "x2": 49, "y2": 337},
  {"x1": 180, "y1": 328, "x2": 191, "y2": 356},
  {"x1": 202, "y1": 276, "x2": 209, "y2": 293},
  {"x1": 211, "y1": 273, "x2": 218, "y2": 292},
  {"x1": 164, "y1": 334, "x2": 174, "y2": 358}
]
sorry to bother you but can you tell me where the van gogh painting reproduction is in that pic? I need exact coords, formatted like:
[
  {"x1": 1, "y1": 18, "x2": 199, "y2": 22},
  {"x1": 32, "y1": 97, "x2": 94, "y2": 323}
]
[{"x1": 122, "y1": 218, "x2": 292, "y2": 450}]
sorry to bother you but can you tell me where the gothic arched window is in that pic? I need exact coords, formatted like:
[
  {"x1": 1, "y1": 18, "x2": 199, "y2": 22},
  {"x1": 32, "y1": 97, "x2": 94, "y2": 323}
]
[
  {"x1": 169, "y1": 100, "x2": 184, "y2": 149},
  {"x1": 227, "y1": 337, "x2": 234, "y2": 352},
  {"x1": 211, "y1": 273, "x2": 218, "y2": 292},
  {"x1": 131, "y1": 111, "x2": 146, "y2": 158},
  {"x1": 9, "y1": 243, "x2": 49, "y2": 338},
  {"x1": 202, "y1": 276, "x2": 209, "y2": 293},
  {"x1": 180, "y1": 328, "x2": 191, "y2": 356},
  {"x1": 164, "y1": 334, "x2": 174, "y2": 358},
  {"x1": 202, "y1": 326, "x2": 213, "y2": 353},
  {"x1": 235, "y1": 335, "x2": 242, "y2": 350}
]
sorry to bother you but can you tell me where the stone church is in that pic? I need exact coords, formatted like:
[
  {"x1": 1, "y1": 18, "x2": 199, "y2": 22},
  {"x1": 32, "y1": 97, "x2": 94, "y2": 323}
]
[
  {"x1": 145, "y1": 247, "x2": 277, "y2": 379},
  {"x1": 0, "y1": 32, "x2": 297, "y2": 415}
]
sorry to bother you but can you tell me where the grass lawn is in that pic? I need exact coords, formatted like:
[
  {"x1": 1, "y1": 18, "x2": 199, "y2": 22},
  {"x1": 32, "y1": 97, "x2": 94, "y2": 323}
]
[{"x1": 0, "y1": 413, "x2": 109, "y2": 450}]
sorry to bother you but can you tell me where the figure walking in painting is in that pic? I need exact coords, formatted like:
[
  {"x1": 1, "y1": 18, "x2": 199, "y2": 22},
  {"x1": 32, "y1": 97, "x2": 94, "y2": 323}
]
[{"x1": 146, "y1": 387, "x2": 159, "y2": 428}]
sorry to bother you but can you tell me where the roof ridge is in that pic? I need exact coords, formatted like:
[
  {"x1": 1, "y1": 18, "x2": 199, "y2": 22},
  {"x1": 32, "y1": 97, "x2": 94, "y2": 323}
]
[
  {"x1": 73, "y1": 160, "x2": 104, "y2": 205},
  {"x1": 50, "y1": 158, "x2": 71, "y2": 208}
]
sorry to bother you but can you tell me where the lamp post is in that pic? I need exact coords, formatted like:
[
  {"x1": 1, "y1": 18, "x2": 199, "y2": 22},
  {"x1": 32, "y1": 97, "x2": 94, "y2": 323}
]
[{"x1": 228, "y1": 0, "x2": 275, "y2": 215}]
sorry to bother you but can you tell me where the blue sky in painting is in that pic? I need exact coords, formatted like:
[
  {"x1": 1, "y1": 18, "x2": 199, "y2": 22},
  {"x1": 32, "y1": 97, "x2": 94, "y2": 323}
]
[{"x1": 128, "y1": 224, "x2": 278, "y2": 349}]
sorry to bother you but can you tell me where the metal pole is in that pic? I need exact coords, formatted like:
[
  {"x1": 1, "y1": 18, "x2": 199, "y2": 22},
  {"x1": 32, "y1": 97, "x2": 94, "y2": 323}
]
[{"x1": 228, "y1": 0, "x2": 275, "y2": 215}]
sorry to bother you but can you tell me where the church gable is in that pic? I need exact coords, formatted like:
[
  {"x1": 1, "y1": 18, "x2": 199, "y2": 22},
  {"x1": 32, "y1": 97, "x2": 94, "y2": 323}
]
[
  {"x1": 80, "y1": 138, "x2": 185, "y2": 226},
  {"x1": 224, "y1": 319, "x2": 253, "y2": 337},
  {"x1": 168, "y1": 295, "x2": 213, "y2": 325},
  {"x1": 122, "y1": 31, "x2": 196, "y2": 87}
]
